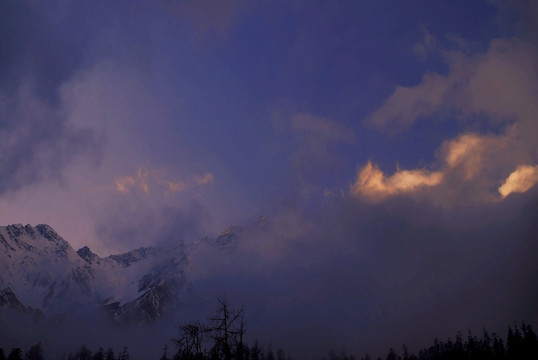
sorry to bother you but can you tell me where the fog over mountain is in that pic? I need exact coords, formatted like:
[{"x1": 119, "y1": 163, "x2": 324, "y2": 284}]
[{"x1": 1, "y1": 187, "x2": 537, "y2": 359}]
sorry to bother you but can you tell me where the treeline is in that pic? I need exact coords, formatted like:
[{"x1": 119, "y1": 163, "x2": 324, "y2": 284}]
[
  {"x1": 2, "y1": 302, "x2": 536, "y2": 360},
  {"x1": 0, "y1": 297, "x2": 289, "y2": 360},
  {"x1": 0, "y1": 343, "x2": 129, "y2": 360},
  {"x1": 326, "y1": 322, "x2": 538, "y2": 360}
]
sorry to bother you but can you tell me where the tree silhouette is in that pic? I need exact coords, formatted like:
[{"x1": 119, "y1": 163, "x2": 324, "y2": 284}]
[
  {"x1": 173, "y1": 297, "x2": 246, "y2": 360},
  {"x1": 118, "y1": 347, "x2": 129, "y2": 360},
  {"x1": 174, "y1": 321, "x2": 205, "y2": 360},
  {"x1": 73, "y1": 345, "x2": 92, "y2": 360},
  {"x1": 160, "y1": 345, "x2": 170, "y2": 360},
  {"x1": 7, "y1": 348, "x2": 22, "y2": 360},
  {"x1": 104, "y1": 348, "x2": 115, "y2": 360},
  {"x1": 23, "y1": 343, "x2": 44, "y2": 360},
  {"x1": 521, "y1": 322, "x2": 538, "y2": 360},
  {"x1": 91, "y1": 348, "x2": 105, "y2": 360},
  {"x1": 171, "y1": 297, "x2": 288, "y2": 360},
  {"x1": 207, "y1": 297, "x2": 245, "y2": 360}
]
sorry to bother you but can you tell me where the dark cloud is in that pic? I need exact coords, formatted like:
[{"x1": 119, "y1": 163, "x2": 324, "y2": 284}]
[
  {"x1": 0, "y1": 1, "x2": 93, "y2": 106},
  {"x1": 186, "y1": 190, "x2": 538, "y2": 359},
  {"x1": 0, "y1": 1, "x2": 102, "y2": 196}
]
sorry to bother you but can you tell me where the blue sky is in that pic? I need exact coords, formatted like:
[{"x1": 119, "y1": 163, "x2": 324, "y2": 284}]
[{"x1": 1, "y1": 1, "x2": 537, "y2": 356}]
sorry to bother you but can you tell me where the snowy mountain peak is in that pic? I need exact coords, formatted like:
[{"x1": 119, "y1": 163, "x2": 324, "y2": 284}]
[
  {"x1": 77, "y1": 246, "x2": 99, "y2": 264},
  {"x1": 35, "y1": 224, "x2": 64, "y2": 242},
  {"x1": 0, "y1": 224, "x2": 69, "y2": 256},
  {"x1": 3, "y1": 224, "x2": 35, "y2": 243},
  {"x1": 0, "y1": 224, "x2": 190, "y2": 325}
]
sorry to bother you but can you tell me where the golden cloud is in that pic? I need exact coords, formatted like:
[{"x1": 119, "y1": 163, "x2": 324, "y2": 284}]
[
  {"x1": 114, "y1": 167, "x2": 214, "y2": 196},
  {"x1": 167, "y1": 181, "x2": 186, "y2": 193},
  {"x1": 441, "y1": 133, "x2": 507, "y2": 181},
  {"x1": 358, "y1": 21, "x2": 538, "y2": 204},
  {"x1": 498, "y1": 165, "x2": 538, "y2": 198},
  {"x1": 137, "y1": 168, "x2": 150, "y2": 194},
  {"x1": 115, "y1": 176, "x2": 136, "y2": 194},
  {"x1": 351, "y1": 161, "x2": 443, "y2": 200},
  {"x1": 351, "y1": 132, "x2": 524, "y2": 202}
]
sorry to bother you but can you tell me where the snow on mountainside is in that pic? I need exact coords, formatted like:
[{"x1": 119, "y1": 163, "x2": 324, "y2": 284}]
[
  {"x1": 0, "y1": 220, "x2": 253, "y2": 325},
  {"x1": 0, "y1": 224, "x2": 94, "y2": 313},
  {"x1": 0, "y1": 224, "x2": 189, "y2": 324}
]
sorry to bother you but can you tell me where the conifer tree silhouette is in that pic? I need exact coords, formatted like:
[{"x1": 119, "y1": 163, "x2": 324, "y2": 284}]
[
  {"x1": 7, "y1": 348, "x2": 22, "y2": 360},
  {"x1": 23, "y1": 343, "x2": 44, "y2": 360},
  {"x1": 104, "y1": 348, "x2": 115, "y2": 360}
]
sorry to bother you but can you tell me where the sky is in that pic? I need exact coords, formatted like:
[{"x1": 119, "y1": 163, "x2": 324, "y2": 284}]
[{"x1": 1, "y1": 0, "x2": 537, "y2": 357}]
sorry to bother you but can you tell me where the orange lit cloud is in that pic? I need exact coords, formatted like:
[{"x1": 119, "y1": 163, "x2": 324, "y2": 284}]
[
  {"x1": 498, "y1": 165, "x2": 538, "y2": 198},
  {"x1": 351, "y1": 132, "x2": 523, "y2": 202},
  {"x1": 167, "y1": 181, "x2": 186, "y2": 193},
  {"x1": 351, "y1": 162, "x2": 443, "y2": 199},
  {"x1": 360, "y1": 28, "x2": 538, "y2": 204},
  {"x1": 115, "y1": 177, "x2": 136, "y2": 194},
  {"x1": 137, "y1": 168, "x2": 150, "y2": 194},
  {"x1": 441, "y1": 133, "x2": 509, "y2": 181},
  {"x1": 114, "y1": 167, "x2": 214, "y2": 196},
  {"x1": 114, "y1": 168, "x2": 150, "y2": 194}
]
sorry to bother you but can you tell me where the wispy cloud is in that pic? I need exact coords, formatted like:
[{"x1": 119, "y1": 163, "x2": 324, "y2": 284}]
[
  {"x1": 366, "y1": 38, "x2": 538, "y2": 140},
  {"x1": 196, "y1": 172, "x2": 215, "y2": 186},
  {"x1": 115, "y1": 176, "x2": 137, "y2": 194},
  {"x1": 412, "y1": 28, "x2": 437, "y2": 59},
  {"x1": 291, "y1": 113, "x2": 356, "y2": 145}
]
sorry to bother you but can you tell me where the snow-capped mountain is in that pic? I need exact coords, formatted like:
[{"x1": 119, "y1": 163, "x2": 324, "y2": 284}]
[{"x1": 0, "y1": 224, "x2": 189, "y2": 324}]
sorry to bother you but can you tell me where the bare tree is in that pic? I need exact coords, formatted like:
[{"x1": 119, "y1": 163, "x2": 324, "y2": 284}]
[
  {"x1": 173, "y1": 297, "x2": 245, "y2": 360},
  {"x1": 206, "y1": 297, "x2": 245, "y2": 360},
  {"x1": 174, "y1": 321, "x2": 205, "y2": 360}
]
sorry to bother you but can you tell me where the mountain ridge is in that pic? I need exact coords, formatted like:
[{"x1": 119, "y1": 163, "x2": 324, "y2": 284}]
[{"x1": 0, "y1": 223, "x2": 193, "y2": 325}]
